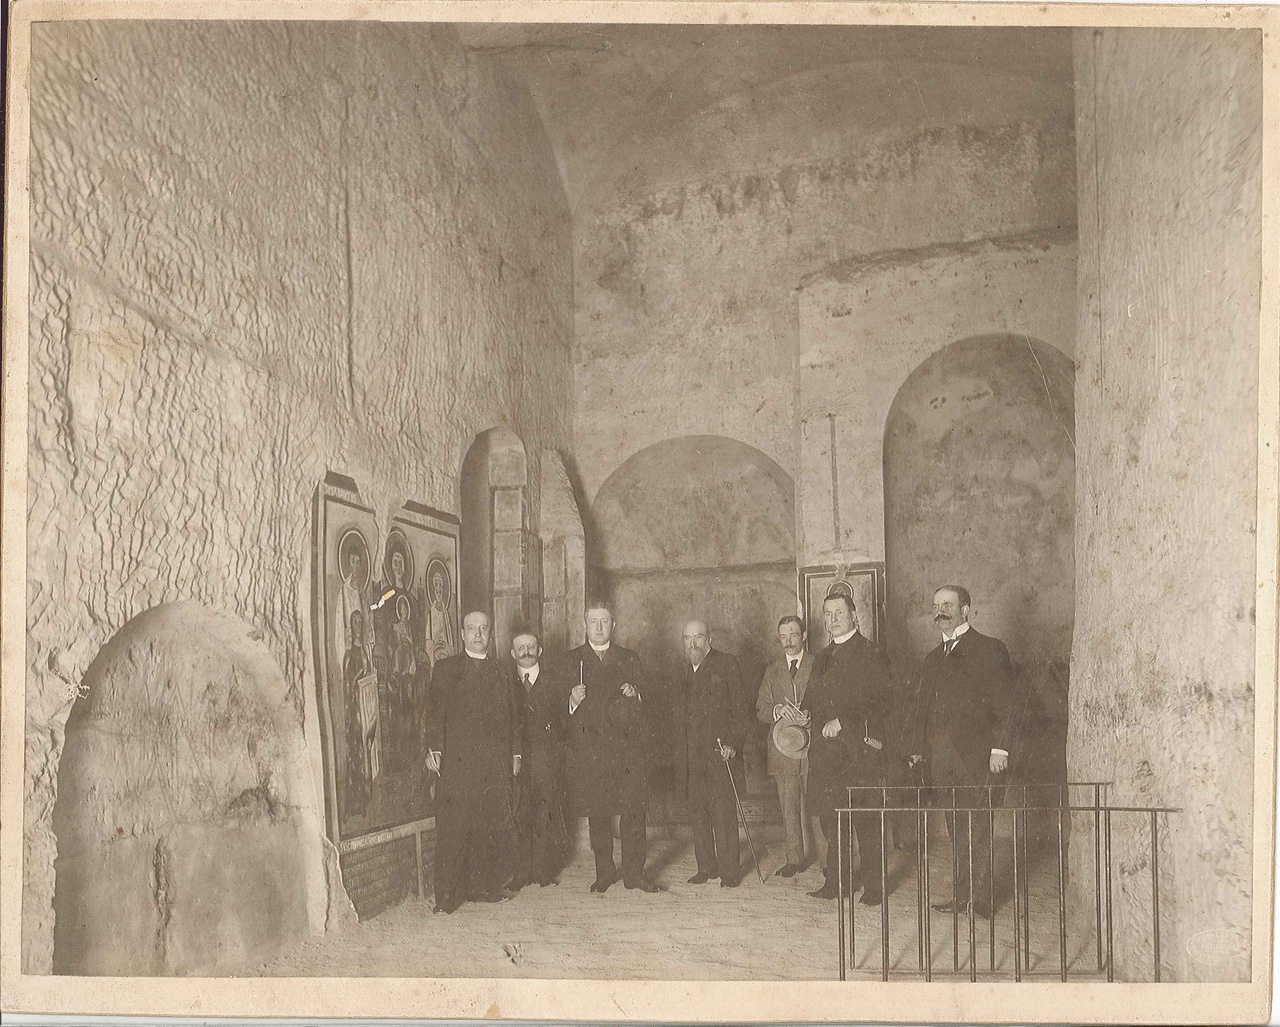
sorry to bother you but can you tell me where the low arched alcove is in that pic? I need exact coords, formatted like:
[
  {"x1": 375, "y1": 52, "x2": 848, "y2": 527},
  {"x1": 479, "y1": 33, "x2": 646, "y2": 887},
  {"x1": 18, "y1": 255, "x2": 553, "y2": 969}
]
[
  {"x1": 52, "y1": 602, "x2": 326, "y2": 975},
  {"x1": 591, "y1": 434, "x2": 797, "y2": 804},
  {"x1": 883, "y1": 334, "x2": 1075, "y2": 794}
]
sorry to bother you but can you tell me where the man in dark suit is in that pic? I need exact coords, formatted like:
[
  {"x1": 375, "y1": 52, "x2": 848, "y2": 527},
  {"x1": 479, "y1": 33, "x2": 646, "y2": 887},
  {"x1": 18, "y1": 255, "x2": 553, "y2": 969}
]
[
  {"x1": 563, "y1": 601, "x2": 659, "y2": 893},
  {"x1": 907, "y1": 584, "x2": 1018, "y2": 918},
  {"x1": 424, "y1": 611, "x2": 522, "y2": 914},
  {"x1": 802, "y1": 593, "x2": 894, "y2": 904},
  {"x1": 508, "y1": 629, "x2": 568, "y2": 890},
  {"x1": 676, "y1": 620, "x2": 753, "y2": 887}
]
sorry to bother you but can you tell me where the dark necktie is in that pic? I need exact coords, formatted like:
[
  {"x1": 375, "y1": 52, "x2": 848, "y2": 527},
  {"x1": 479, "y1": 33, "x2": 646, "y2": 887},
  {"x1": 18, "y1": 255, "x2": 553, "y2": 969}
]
[
  {"x1": 788, "y1": 660, "x2": 798, "y2": 680},
  {"x1": 944, "y1": 638, "x2": 957, "y2": 656},
  {"x1": 522, "y1": 672, "x2": 531, "y2": 689}
]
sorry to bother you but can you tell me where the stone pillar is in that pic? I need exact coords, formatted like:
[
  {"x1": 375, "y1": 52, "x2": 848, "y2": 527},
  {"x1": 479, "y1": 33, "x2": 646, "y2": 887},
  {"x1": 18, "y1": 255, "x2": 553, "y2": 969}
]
[{"x1": 1071, "y1": 27, "x2": 1261, "y2": 981}]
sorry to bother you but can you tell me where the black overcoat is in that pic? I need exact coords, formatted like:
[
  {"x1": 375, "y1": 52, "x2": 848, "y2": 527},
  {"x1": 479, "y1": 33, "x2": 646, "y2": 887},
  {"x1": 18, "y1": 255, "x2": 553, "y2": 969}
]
[
  {"x1": 674, "y1": 648, "x2": 753, "y2": 803},
  {"x1": 802, "y1": 631, "x2": 894, "y2": 812},
  {"x1": 563, "y1": 643, "x2": 650, "y2": 814},
  {"x1": 424, "y1": 652, "x2": 521, "y2": 827}
]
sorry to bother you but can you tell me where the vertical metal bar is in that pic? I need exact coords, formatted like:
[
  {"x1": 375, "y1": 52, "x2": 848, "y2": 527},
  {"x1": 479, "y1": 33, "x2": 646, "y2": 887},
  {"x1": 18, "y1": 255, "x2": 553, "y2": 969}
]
[
  {"x1": 917, "y1": 791, "x2": 925, "y2": 971},
  {"x1": 923, "y1": 807, "x2": 932, "y2": 982},
  {"x1": 1094, "y1": 784, "x2": 1103, "y2": 971},
  {"x1": 1104, "y1": 810, "x2": 1114, "y2": 983},
  {"x1": 967, "y1": 810, "x2": 976, "y2": 982},
  {"x1": 988, "y1": 803, "x2": 996, "y2": 971},
  {"x1": 880, "y1": 807, "x2": 889, "y2": 981},
  {"x1": 1151, "y1": 810, "x2": 1161, "y2": 983},
  {"x1": 837, "y1": 811, "x2": 846, "y2": 981},
  {"x1": 1012, "y1": 809, "x2": 1022, "y2": 982},
  {"x1": 1057, "y1": 803, "x2": 1067, "y2": 982},
  {"x1": 1021, "y1": 785, "x2": 1031, "y2": 969},
  {"x1": 849, "y1": 810, "x2": 857, "y2": 973},
  {"x1": 952, "y1": 787, "x2": 959, "y2": 972}
]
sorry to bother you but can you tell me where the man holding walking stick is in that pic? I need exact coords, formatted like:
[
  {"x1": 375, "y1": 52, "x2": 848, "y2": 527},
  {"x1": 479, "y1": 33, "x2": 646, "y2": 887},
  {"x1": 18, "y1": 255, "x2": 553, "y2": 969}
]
[{"x1": 675, "y1": 620, "x2": 755, "y2": 887}]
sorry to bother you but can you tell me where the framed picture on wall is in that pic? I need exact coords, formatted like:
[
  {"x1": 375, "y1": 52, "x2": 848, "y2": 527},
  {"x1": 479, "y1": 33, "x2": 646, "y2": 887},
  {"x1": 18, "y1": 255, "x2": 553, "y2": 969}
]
[{"x1": 799, "y1": 562, "x2": 885, "y2": 651}]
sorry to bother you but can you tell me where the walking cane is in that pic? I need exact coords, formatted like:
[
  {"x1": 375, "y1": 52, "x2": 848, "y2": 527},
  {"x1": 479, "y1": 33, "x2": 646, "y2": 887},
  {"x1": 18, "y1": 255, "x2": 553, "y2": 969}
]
[{"x1": 719, "y1": 738, "x2": 766, "y2": 884}]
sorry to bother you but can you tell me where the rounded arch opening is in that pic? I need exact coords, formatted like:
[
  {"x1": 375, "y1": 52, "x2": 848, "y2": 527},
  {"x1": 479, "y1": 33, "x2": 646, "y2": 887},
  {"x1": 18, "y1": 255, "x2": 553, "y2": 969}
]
[
  {"x1": 590, "y1": 434, "x2": 797, "y2": 806},
  {"x1": 883, "y1": 332, "x2": 1075, "y2": 793},
  {"x1": 52, "y1": 601, "x2": 325, "y2": 976}
]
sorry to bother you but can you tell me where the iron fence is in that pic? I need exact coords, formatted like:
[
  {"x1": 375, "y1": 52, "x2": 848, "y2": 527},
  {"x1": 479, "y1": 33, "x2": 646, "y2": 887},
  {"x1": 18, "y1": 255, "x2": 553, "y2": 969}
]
[{"x1": 835, "y1": 782, "x2": 1177, "y2": 982}]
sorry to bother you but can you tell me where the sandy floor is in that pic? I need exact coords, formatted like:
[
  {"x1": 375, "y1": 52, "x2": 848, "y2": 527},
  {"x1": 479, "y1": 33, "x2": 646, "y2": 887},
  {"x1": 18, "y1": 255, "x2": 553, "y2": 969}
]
[{"x1": 255, "y1": 832, "x2": 1103, "y2": 981}]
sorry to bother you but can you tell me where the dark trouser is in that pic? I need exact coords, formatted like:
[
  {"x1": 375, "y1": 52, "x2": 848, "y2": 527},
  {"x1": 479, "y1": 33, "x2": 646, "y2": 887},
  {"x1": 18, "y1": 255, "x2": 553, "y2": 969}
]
[
  {"x1": 588, "y1": 810, "x2": 647, "y2": 885},
  {"x1": 690, "y1": 760, "x2": 741, "y2": 877},
  {"x1": 513, "y1": 765, "x2": 560, "y2": 883},
  {"x1": 930, "y1": 739, "x2": 1000, "y2": 908},
  {"x1": 819, "y1": 808, "x2": 884, "y2": 895},
  {"x1": 434, "y1": 801, "x2": 505, "y2": 908}
]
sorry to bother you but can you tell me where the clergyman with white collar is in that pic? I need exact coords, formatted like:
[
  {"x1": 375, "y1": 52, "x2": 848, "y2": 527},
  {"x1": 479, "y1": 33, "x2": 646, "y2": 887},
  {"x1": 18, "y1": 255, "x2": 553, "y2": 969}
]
[{"x1": 424, "y1": 611, "x2": 523, "y2": 914}]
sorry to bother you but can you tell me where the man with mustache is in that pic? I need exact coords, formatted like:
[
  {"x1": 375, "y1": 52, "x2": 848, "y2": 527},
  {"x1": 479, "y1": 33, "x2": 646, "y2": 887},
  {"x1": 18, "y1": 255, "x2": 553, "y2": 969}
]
[
  {"x1": 906, "y1": 584, "x2": 1017, "y2": 918},
  {"x1": 675, "y1": 620, "x2": 752, "y2": 887}
]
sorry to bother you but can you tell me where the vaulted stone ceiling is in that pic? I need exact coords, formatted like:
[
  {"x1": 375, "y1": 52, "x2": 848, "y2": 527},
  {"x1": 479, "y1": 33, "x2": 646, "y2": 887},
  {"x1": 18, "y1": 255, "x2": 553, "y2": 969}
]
[{"x1": 456, "y1": 24, "x2": 1075, "y2": 209}]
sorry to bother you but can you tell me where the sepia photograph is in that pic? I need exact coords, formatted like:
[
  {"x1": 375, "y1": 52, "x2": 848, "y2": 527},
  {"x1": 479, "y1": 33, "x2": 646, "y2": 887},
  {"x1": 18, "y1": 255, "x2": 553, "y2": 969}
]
[{"x1": 1, "y1": 1, "x2": 1276, "y2": 1023}]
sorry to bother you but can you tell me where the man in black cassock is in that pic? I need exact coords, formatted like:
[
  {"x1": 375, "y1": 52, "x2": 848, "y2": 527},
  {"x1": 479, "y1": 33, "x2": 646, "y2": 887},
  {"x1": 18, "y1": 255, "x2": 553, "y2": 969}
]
[
  {"x1": 802, "y1": 592, "x2": 894, "y2": 905},
  {"x1": 425, "y1": 610, "x2": 522, "y2": 914}
]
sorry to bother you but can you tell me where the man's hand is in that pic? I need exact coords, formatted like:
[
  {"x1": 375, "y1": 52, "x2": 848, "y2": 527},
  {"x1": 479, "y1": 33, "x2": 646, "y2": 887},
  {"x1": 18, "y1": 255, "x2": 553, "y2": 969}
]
[
  {"x1": 513, "y1": 755, "x2": 522, "y2": 777},
  {"x1": 822, "y1": 718, "x2": 842, "y2": 739},
  {"x1": 620, "y1": 682, "x2": 639, "y2": 699},
  {"x1": 426, "y1": 751, "x2": 441, "y2": 775},
  {"x1": 570, "y1": 683, "x2": 587, "y2": 706},
  {"x1": 718, "y1": 743, "x2": 736, "y2": 761},
  {"x1": 989, "y1": 751, "x2": 1008, "y2": 774},
  {"x1": 908, "y1": 754, "x2": 923, "y2": 769}
]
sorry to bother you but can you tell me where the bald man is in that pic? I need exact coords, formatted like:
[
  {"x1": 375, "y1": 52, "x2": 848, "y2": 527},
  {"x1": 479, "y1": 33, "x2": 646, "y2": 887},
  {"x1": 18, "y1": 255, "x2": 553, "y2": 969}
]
[
  {"x1": 676, "y1": 620, "x2": 753, "y2": 887},
  {"x1": 425, "y1": 611, "x2": 523, "y2": 913}
]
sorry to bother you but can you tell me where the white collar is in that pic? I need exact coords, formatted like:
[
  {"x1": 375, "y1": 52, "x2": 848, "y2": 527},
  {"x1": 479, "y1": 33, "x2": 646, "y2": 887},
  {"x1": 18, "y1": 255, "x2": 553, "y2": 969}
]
[
  {"x1": 785, "y1": 652, "x2": 805, "y2": 666},
  {"x1": 942, "y1": 622, "x2": 971, "y2": 644},
  {"x1": 589, "y1": 641, "x2": 611, "y2": 653},
  {"x1": 832, "y1": 629, "x2": 857, "y2": 645},
  {"x1": 520, "y1": 663, "x2": 540, "y2": 683},
  {"x1": 465, "y1": 649, "x2": 488, "y2": 659},
  {"x1": 690, "y1": 652, "x2": 709, "y2": 672}
]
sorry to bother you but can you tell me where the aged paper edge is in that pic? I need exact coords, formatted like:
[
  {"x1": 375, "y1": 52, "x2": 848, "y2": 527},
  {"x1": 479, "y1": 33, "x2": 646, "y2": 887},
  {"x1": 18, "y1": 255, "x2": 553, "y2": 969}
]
[{"x1": 1, "y1": 0, "x2": 1277, "y2": 1022}]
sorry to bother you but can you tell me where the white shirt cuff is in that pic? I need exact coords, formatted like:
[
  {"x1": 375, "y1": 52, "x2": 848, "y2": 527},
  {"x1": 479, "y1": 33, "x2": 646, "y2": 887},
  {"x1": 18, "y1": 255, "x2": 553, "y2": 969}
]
[
  {"x1": 991, "y1": 748, "x2": 1009, "y2": 757},
  {"x1": 773, "y1": 704, "x2": 786, "y2": 721}
]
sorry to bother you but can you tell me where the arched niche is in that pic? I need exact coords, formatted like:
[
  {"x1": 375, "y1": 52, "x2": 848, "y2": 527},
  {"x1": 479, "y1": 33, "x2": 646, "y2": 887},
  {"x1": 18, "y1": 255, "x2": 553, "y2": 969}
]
[
  {"x1": 52, "y1": 602, "x2": 326, "y2": 975},
  {"x1": 539, "y1": 449, "x2": 587, "y2": 651},
  {"x1": 459, "y1": 427, "x2": 534, "y2": 653},
  {"x1": 592, "y1": 434, "x2": 797, "y2": 803},
  {"x1": 883, "y1": 334, "x2": 1075, "y2": 791}
]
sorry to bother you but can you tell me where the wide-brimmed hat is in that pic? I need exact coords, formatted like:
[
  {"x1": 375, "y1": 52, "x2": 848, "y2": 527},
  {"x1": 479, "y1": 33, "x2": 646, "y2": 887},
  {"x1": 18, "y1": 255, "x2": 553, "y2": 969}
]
[{"x1": 772, "y1": 719, "x2": 810, "y2": 760}]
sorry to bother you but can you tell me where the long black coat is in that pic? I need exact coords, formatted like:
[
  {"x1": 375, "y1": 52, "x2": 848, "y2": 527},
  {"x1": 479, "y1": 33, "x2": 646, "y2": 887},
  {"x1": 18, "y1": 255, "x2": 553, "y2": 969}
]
[
  {"x1": 512, "y1": 660, "x2": 567, "y2": 797},
  {"x1": 906, "y1": 627, "x2": 1017, "y2": 781},
  {"x1": 563, "y1": 643, "x2": 650, "y2": 814},
  {"x1": 802, "y1": 632, "x2": 894, "y2": 813},
  {"x1": 674, "y1": 648, "x2": 753, "y2": 804},
  {"x1": 424, "y1": 652, "x2": 520, "y2": 827}
]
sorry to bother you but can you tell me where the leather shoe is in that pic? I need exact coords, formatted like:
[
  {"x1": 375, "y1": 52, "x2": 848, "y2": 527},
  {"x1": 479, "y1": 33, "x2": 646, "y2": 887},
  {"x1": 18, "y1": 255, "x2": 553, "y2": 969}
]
[
  {"x1": 774, "y1": 863, "x2": 801, "y2": 878},
  {"x1": 720, "y1": 874, "x2": 742, "y2": 888},
  {"x1": 687, "y1": 871, "x2": 718, "y2": 884},
  {"x1": 626, "y1": 879, "x2": 660, "y2": 893},
  {"x1": 859, "y1": 890, "x2": 883, "y2": 906},
  {"x1": 590, "y1": 875, "x2": 617, "y2": 893},
  {"x1": 807, "y1": 881, "x2": 839, "y2": 900}
]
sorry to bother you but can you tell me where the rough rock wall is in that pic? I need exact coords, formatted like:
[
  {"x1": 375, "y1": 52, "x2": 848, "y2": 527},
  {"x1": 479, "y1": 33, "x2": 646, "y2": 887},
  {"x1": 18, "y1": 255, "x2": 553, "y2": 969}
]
[
  {"x1": 574, "y1": 58, "x2": 1076, "y2": 505},
  {"x1": 1071, "y1": 27, "x2": 1261, "y2": 981},
  {"x1": 25, "y1": 21, "x2": 572, "y2": 972}
]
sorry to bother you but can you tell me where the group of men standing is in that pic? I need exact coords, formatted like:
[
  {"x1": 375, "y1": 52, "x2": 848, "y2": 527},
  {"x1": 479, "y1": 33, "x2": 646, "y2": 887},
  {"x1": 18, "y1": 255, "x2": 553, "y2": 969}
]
[{"x1": 423, "y1": 585, "x2": 1018, "y2": 918}]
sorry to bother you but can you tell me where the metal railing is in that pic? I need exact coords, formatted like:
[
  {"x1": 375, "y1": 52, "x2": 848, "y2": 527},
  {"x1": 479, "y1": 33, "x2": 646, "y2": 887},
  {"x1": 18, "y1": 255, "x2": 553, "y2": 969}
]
[{"x1": 835, "y1": 782, "x2": 1177, "y2": 982}]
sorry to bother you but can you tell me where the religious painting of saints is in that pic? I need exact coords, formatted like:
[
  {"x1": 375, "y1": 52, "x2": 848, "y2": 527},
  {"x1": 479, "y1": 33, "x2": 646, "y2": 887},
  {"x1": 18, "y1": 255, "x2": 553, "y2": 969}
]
[
  {"x1": 313, "y1": 474, "x2": 384, "y2": 844},
  {"x1": 799, "y1": 562, "x2": 885, "y2": 651}
]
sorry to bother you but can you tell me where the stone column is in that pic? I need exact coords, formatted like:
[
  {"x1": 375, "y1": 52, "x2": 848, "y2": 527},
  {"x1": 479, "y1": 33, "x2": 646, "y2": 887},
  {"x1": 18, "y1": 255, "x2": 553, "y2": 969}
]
[{"x1": 1071, "y1": 27, "x2": 1262, "y2": 982}]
